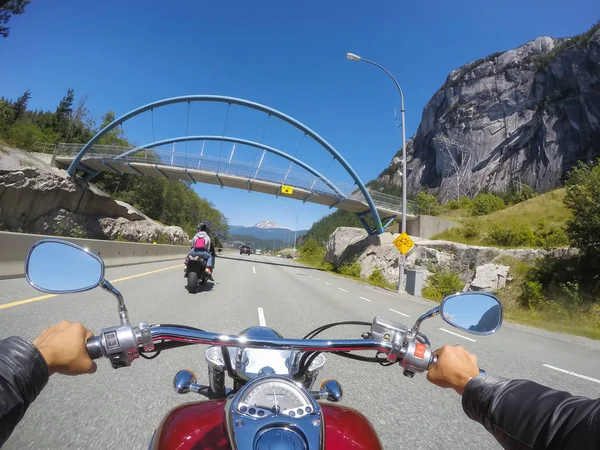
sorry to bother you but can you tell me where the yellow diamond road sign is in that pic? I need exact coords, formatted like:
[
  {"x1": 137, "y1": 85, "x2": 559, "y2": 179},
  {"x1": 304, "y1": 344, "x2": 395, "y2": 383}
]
[
  {"x1": 281, "y1": 185, "x2": 293, "y2": 195},
  {"x1": 393, "y1": 232, "x2": 414, "y2": 255}
]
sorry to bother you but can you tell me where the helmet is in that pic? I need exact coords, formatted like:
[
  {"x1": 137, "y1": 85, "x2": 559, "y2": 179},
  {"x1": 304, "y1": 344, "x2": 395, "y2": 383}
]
[{"x1": 197, "y1": 222, "x2": 209, "y2": 233}]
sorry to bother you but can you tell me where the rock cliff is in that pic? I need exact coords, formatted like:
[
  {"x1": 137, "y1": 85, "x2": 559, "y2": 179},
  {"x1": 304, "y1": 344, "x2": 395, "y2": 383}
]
[
  {"x1": 375, "y1": 24, "x2": 600, "y2": 201},
  {"x1": 0, "y1": 146, "x2": 189, "y2": 244}
]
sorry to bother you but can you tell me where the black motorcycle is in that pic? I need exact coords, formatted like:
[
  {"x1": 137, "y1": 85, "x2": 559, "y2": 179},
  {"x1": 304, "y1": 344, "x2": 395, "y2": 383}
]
[{"x1": 184, "y1": 255, "x2": 211, "y2": 293}]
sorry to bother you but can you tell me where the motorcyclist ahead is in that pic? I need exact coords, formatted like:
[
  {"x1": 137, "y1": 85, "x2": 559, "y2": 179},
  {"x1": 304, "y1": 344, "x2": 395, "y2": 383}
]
[{"x1": 185, "y1": 222, "x2": 215, "y2": 279}]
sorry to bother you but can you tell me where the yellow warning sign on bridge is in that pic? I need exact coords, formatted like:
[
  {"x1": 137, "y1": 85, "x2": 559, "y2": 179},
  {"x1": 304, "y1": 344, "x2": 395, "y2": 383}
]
[
  {"x1": 281, "y1": 185, "x2": 294, "y2": 195},
  {"x1": 393, "y1": 232, "x2": 414, "y2": 255}
]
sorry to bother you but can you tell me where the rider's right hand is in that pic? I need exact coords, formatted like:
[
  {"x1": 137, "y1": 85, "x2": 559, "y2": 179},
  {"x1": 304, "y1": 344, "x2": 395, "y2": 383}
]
[
  {"x1": 426, "y1": 345, "x2": 479, "y2": 395},
  {"x1": 33, "y1": 321, "x2": 97, "y2": 376}
]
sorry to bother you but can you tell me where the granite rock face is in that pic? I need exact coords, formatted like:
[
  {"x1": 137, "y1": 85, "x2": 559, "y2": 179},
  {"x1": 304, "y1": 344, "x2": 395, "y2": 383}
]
[{"x1": 375, "y1": 27, "x2": 600, "y2": 201}]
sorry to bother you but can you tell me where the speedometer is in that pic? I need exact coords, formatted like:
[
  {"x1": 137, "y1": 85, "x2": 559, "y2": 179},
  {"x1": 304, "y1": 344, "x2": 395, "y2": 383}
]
[{"x1": 238, "y1": 379, "x2": 312, "y2": 418}]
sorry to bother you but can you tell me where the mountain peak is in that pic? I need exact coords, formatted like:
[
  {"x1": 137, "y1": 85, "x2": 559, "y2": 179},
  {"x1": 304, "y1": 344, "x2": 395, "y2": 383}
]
[{"x1": 253, "y1": 220, "x2": 287, "y2": 229}]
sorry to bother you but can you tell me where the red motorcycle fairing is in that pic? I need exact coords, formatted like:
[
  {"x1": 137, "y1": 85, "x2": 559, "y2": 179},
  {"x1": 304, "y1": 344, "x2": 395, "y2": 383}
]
[{"x1": 150, "y1": 400, "x2": 383, "y2": 450}]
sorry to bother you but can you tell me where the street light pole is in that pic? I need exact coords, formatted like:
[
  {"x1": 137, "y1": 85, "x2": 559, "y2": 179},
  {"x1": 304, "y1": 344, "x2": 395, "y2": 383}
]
[
  {"x1": 285, "y1": 206, "x2": 298, "y2": 252},
  {"x1": 346, "y1": 52, "x2": 407, "y2": 293}
]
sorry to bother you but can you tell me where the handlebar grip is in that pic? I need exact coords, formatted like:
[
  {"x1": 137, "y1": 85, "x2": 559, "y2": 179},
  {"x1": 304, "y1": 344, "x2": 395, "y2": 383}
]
[
  {"x1": 86, "y1": 337, "x2": 103, "y2": 360},
  {"x1": 428, "y1": 354, "x2": 486, "y2": 376}
]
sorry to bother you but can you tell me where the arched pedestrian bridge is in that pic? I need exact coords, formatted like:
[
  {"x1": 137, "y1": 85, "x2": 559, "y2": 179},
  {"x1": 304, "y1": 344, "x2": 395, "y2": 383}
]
[{"x1": 54, "y1": 95, "x2": 416, "y2": 235}]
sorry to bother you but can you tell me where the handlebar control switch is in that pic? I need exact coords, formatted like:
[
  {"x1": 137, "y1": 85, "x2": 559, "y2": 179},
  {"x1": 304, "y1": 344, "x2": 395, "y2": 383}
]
[
  {"x1": 401, "y1": 341, "x2": 433, "y2": 373},
  {"x1": 98, "y1": 325, "x2": 139, "y2": 369}
]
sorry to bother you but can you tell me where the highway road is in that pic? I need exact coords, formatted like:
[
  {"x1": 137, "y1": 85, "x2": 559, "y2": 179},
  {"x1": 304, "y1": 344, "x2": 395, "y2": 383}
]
[{"x1": 1, "y1": 251, "x2": 600, "y2": 449}]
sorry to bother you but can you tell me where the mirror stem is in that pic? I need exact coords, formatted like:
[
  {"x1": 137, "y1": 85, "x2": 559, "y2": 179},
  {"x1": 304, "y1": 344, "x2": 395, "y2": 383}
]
[
  {"x1": 101, "y1": 280, "x2": 130, "y2": 325},
  {"x1": 409, "y1": 306, "x2": 440, "y2": 338}
]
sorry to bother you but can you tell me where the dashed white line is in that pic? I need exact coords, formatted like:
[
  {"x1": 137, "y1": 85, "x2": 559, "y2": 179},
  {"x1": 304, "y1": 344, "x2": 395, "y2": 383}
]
[
  {"x1": 325, "y1": 282, "x2": 331, "y2": 286},
  {"x1": 252, "y1": 266, "x2": 256, "y2": 274},
  {"x1": 543, "y1": 364, "x2": 600, "y2": 384},
  {"x1": 257, "y1": 307, "x2": 266, "y2": 326},
  {"x1": 389, "y1": 308, "x2": 410, "y2": 318},
  {"x1": 359, "y1": 296, "x2": 372, "y2": 303},
  {"x1": 316, "y1": 278, "x2": 320, "y2": 281},
  {"x1": 338, "y1": 288, "x2": 349, "y2": 293},
  {"x1": 439, "y1": 327, "x2": 476, "y2": 342},
  {"x1": 308, "y1": 275, "x2": 313, "y2": 279}
]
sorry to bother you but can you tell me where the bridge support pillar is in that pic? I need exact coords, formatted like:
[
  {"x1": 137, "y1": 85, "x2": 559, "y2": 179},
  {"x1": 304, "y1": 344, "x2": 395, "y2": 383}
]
[{"x1": 356, "y1": 212, "x2": 394, "y2": 236}]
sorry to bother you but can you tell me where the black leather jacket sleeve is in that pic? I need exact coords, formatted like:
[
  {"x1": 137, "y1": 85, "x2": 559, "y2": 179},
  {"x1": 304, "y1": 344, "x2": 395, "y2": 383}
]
[
  {"x1": 0, "y1": 337, "x2": 49, "y2": 448},
  {"x1": 462, "y1": 375, "x2": 600, "y2": 449}
]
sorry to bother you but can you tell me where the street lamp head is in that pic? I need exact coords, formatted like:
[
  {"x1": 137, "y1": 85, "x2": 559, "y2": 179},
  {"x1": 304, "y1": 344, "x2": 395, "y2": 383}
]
[{"x1": 346, "y1": 52, "x2": 362, "y2": 61}]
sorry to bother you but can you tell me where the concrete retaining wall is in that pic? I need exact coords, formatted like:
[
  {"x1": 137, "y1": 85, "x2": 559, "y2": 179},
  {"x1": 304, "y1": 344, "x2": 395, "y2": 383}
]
[
  {"x1": 0, "y1": 231, "x2": 188, "y2": 279},
  {"x1": 407, "y1": 215, "x2": 459, "y2": 239}
]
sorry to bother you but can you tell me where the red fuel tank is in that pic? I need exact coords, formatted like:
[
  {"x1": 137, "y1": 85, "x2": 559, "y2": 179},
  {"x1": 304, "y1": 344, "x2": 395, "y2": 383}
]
[{"x1": 150, "y1": 400, "x2": 383, "y2": 450}]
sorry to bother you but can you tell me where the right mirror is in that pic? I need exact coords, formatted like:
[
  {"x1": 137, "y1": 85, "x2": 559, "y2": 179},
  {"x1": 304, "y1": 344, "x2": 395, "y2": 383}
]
[{"x1": 440, "y1": 292, "x2": 503, "y2": 335}]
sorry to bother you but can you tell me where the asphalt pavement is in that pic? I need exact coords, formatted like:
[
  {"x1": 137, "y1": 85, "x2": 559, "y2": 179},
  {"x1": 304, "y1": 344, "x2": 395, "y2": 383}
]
[{"x1": 1, "y1": 251, "x2": 600, "y2": 449}]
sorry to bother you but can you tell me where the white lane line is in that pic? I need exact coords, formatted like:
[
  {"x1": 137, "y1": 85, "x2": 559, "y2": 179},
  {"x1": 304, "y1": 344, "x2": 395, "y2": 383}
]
[
  {"x1": 253, "y1": 266, "x2": 256, "y2": 274},
  {"x1": 543, "y1": 364, "x2": 600, "y2": 384},
  {"x1": 308, "y1": 275, "x2": 313, "y2": 278},
  {"x1": 389, "y1": 308, "x2": 410, "y2": 318},
  {"x1": 257, "y1": 307, "x2": 267, "y2": 326},
  {"x1": 338, "y1": 288, "x2": 349, "y2": 293},
  {"x1": 359, "y1": 296, "x2": 372, "y2": 303},
  {"x1": 325, "y1": 282, "x2": 331, "y2": 286},
  {"x1": 316, "y1": 278, "x2": 320, "y2": 281},
  {"x1": 439, "y1": 327, "x2": 476, "y2": 342}
]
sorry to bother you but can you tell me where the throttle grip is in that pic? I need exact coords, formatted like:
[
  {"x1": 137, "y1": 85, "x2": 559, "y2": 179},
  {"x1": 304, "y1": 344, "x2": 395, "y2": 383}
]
[
  {"x1": 86, "y1": 336, "x2": 103, "y2": 360},
  {"x1": 428, "y1": 354, "x2": 486, "y2": 376}
]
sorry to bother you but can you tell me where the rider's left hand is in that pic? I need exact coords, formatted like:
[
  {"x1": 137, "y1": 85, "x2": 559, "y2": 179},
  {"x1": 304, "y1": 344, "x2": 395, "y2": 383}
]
[{"x1": 33, "y1": 321, "x2": 97, "y2": 376}]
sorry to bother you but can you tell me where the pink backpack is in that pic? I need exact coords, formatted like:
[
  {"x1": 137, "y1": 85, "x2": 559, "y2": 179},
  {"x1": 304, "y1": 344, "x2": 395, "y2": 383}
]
[{"x1": 193, "y1": 237, "x2": 207, "y2": 250}]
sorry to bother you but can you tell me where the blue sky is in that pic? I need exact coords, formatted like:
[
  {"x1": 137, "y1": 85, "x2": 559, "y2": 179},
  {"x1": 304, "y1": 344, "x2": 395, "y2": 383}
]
[{"x1": 1, "y1": 0, "x2": 597, "y2": 229}]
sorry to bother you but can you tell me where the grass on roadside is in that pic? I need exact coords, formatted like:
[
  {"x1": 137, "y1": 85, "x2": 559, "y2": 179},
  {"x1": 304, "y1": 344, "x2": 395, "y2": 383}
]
[
  {"x1": 433, "y1": 189, "x2": 571, "y2": 248},
  {"x1": 492, "y1": 256, "x2": 600, "y2": 340}
]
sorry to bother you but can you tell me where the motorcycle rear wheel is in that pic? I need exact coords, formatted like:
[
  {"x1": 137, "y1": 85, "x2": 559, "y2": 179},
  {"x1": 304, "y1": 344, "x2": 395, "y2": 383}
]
[{"x1": 187, "y1": 271, "x2": 198, "y2": 293}]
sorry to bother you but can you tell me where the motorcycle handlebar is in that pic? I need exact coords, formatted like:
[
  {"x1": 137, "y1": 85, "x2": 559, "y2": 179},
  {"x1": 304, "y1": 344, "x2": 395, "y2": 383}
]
[{"x1": 86, "y1": 336, "x2": 103, "y2": 360}]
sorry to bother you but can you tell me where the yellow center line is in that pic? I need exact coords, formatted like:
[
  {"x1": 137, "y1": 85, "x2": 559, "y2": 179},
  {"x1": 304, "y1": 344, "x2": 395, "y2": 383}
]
[{"x1": 0, "y1": 264, "x2": 182, "y2": 310}]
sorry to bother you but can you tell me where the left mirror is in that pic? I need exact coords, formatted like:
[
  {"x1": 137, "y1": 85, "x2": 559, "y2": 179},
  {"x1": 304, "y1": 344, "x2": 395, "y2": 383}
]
[{"x1": 25, "y1": 240, "x2": 105, "y2": 294}]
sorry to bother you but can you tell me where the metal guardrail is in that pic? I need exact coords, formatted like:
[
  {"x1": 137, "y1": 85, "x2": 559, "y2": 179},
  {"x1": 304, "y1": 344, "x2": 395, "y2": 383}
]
[{"x1": 47, "y1": 142, "x2": 413, "y2": 215}]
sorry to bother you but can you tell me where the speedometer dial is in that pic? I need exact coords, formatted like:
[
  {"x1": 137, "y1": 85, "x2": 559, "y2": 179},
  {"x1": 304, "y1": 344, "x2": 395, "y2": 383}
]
[{"x1": 238, "y1": 380, "x2": 312, "y2": 417}]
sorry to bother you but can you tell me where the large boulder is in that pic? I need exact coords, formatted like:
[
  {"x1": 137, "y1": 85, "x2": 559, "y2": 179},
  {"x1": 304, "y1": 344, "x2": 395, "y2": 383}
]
[
  {"x1": 466, "y1": 264, "x2": 510, "y2": 292},
  {"x1": 325, "y1": 227, "x2": 369, "y2": 266}
]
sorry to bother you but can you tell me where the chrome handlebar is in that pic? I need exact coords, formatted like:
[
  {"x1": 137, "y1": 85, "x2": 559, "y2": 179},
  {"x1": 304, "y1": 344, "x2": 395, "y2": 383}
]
[{"x1": 85, "y1": 319, "x2": 439, "y2": 375}]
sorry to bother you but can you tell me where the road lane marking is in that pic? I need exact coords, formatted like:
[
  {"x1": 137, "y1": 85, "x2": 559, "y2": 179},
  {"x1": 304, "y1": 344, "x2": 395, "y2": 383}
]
[
  {"x1": 110, "y1": 264, "x2": 182, "y2": 283},
  {"x1": 0, "y1": 264, "x2": 182, "y2": 310},
  {"x1": 308, "y1": 275, "x2": 313, "y2": 278},
  {"x1": 338, "y1": 288, "x2": 348, "y2": 293},
  {"x1": 258, "y1": 307, "x2": 267, "y2": 326},
  {"x1": 0, "y1": 294, "x2": 57, "y2": 310},
  {"x1": 316, "y1": 278, "x2": 320, "y2": 281},
  {"x1": 389, "y1": 308, "x2": 410, "y2": 317},
  {"x1": 253, "y1": 266, "x2": 256, "y2": 274},
  {"x1": 324, "y1": 282, "x2": 331, "y2": 286},
  {"x1": 543, "y1": 364, "x2": 600, "y2": 384},
  {"x1": 359, "y1": 296, "x2": 372, "y2": 303},
  {"x1": 439, "y1": 327, "x2": 476, "y2": 342}
]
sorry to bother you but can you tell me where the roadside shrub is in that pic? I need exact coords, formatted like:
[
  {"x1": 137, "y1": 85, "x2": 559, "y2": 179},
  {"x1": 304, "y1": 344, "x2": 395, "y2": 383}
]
[
  {"x1": 470, "y1": 193, "x2": 505, "y2": 216},
  {"x1": 368, "y1": 268, "x2": 386, "y2": 286},
  {"x1": 414, "y1": 191, "x2": 441, "y2": 216},
  {"x1": 446, "y1": 195, "x2": 473, "y2": 210},
  {"x1": 519, "y1": 280, "x2": 545, "y2": 309},
  {"x1": 337, "y1": 261, "x2": 361, "y2": 278},
  {"x1": 421, "y1": 269, "x2": 463, "y2": 301},
  {"x1": 487, "y1": 223, "x2": 536, "y2": 247},
  {"x1": 462, "y1": 217, "x2": 481, "y2": 238}
]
